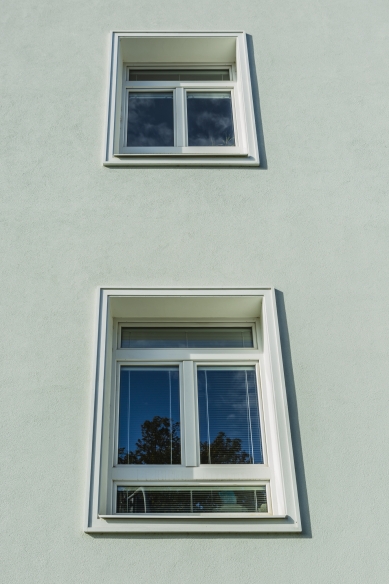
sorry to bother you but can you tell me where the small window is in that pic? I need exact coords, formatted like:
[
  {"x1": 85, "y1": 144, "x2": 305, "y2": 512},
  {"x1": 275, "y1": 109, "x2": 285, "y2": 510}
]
[
  {"x1": 86, "y1": 289, "x2": 301, "y2": 533},
  {"x1": 104, "y1": 33, "x2": 260, "y2": 166}
]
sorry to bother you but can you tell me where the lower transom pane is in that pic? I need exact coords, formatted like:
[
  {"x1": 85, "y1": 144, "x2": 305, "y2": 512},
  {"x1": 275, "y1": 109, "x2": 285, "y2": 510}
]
[{"x1": 116, "y1": 486, "x2": 267, "y2": 514}]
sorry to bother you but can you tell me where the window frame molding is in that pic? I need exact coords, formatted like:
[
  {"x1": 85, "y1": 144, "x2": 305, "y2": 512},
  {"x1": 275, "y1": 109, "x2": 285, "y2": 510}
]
[
  {"x1": 103, "y1": 32, "x2": 260, "y2": 167},
  {"x1": 85, "y1": 288, "x2": 301, "y2": 533}
]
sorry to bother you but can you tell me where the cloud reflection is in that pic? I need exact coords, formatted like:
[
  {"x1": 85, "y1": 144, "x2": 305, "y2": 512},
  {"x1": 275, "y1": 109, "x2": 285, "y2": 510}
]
[
  {"x1": 187, "y1": 93, "x2": 235, "y2": 146},
  {"x1": 127, "y1": 93, "x2": 174, "y2": 147}
]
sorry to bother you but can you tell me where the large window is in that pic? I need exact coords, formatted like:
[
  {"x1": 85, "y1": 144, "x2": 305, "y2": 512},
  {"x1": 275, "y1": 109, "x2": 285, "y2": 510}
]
[
  {"x1": 104, "y1": 33, "x2": 260, "y2": 166},
  {"x1": 86, "y1": 289, "x2": 301, "y2": 533}
]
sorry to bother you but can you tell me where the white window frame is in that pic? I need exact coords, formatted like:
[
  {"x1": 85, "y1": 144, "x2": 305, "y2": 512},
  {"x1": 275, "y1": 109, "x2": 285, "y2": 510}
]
[
  {"x1": 85, "y1": 288, "x2": 301, "y2": 533},
  {"x1": 104, "y1": 32, "x2": 260, "y2": 166}
]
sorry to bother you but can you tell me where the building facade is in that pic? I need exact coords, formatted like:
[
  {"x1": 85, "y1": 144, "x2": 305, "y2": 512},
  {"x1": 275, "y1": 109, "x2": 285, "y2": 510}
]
[{"x1": 1, "y1": 1, "x2": 388, "y2": 582}]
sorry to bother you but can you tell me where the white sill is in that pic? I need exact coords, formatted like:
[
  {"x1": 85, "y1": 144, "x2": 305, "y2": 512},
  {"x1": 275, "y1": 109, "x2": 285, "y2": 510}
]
[
  {"x1": 104, "y1": 155, "x2": 259, "y2": 167},
  {"x1": 98, "y1": 514, "x2": 286, "y2": 520},
  {"x1": 115, "y1": 147, "x2": 247, "y2": 156},
  {"x1": 86, "y1": 514, "x2": 300, "y2": 534}
]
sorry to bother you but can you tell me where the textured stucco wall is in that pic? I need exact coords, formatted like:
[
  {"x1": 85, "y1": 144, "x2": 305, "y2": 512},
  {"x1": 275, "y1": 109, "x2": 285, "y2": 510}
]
[{"x1": 1, "y1": 0, "x2": 389, "y2": 582}]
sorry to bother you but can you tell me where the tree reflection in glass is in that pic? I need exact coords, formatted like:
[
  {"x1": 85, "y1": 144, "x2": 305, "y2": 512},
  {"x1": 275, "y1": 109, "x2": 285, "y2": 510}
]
[
  {"x1": 198, "y1": 367, "x2": 263, "y2": 464},
  {"x1": 118, "y1": 367, "x2": 180, "y2": 464},
  {"x1": 127, "y1": 92, "x2": 174, "y2": 147},
  {"x1": 187, "y1": 92, "x2": 235, "y2": 146}
]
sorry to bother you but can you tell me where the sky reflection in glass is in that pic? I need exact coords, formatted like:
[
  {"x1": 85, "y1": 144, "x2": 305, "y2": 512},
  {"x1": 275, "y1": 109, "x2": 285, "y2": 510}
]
[
  {"x1": 198, "y1": 367, "x2": 263, "y2": 464},
  {"x1": 118, "y1": 367, "x2": 180, "y2": 465},
  {"x1": 187, "y1": 92, "x2": 235, "y2": 146},
  {"x1": 127, "y1": 92, "x2": 174, "y2": 147}
]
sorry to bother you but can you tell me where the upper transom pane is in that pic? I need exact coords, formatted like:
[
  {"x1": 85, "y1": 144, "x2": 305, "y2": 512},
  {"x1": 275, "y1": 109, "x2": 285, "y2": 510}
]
[
  {"x1": 121, "y1": 327, "x2": 254, "y2": 348},
  {"x1": 129, "y1": 69, "x2": 231, "y2": 81}
]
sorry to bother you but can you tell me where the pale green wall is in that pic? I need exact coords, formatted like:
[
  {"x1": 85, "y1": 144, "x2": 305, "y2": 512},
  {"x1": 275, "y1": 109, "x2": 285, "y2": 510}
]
[{"x1": 1, "y1": 0, "x2": 389, "y2": 582}]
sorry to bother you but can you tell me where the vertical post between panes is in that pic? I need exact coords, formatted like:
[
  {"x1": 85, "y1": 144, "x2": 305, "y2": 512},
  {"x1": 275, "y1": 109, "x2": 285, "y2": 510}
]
[
  {"x1": 175, "y1": 88, "x2": 186, "y2": 147},
  {"x1": 182, "y1": 360, "x2": 197, "y2": 466}
]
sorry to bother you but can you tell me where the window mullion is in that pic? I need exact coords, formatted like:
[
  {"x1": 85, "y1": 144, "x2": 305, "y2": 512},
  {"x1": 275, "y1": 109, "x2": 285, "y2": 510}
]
[
  {"x1": 175, "y1": 88, "x2": 186, "y2": 147},
  {"x1": 182, "y1": 360, "x2": 198, "y2": 467}
]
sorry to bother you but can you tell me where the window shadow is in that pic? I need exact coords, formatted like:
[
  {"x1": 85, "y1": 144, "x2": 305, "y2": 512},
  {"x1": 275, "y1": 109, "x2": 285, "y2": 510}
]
[
  {"x1": 274, "y1": 289, "x2": 312, "y2": 538},
  {"x1": 246, "y1": 34, "x2": 268, "y2": 169}
]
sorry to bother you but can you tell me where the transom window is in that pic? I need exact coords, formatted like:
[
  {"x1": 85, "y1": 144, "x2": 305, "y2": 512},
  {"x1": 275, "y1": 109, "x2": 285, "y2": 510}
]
[{"x1": 128, "y1": 69, "x2": 231, "y2": 81}]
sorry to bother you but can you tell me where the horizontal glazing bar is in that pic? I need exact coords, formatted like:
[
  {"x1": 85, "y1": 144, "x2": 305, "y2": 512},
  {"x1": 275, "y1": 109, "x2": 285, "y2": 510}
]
[
  {"x1": 187, "y1": 92, "x2": 232, "y2": 98},
  {"x1": 129, "y1": 69, "x2": 231, "y2": 81},
  {"x1": 117, "y1": 486, "x2": 267, "y2": 514}
]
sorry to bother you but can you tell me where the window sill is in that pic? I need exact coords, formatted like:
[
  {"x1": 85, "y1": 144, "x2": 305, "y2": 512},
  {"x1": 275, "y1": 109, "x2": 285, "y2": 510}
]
[
  {"x1": 104, "y1": 155, "x2": 259, "y2": 167},
  {"x1": 86, "y1": 514, "x2": 299, "y2": 534},
  {"x1": 115, "y1": 147, "x2": 247, "y2": 156},
  {"x1": 99, "y1": 514, "x2": 286, "y2": 519}
]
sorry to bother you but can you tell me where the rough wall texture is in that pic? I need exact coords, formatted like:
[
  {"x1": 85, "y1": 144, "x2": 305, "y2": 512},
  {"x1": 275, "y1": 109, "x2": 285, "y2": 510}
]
[{"x1": 1, "y1": 1, "x2": 389, "y2": 582}]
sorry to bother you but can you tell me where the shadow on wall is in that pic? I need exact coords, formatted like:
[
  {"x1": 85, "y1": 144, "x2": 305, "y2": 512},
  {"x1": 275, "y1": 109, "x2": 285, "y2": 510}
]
[
  {"x1": 91, "y1": 291, "x2": 311, "y2": 541},
  {"x1": 246, "y1": 34, "x2": 268, "y2": 170},
  {"x1": 274, "y1": 289, "x2": 311, "y2": 539}
]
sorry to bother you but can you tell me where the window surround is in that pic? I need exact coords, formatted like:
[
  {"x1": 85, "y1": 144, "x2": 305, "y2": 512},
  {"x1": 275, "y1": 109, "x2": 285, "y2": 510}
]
[
  {"x1": 85, "y1": 288, "x2": 301, "y2": 533},
  {"x1": 104, "y1": 32, "x2": 260, "y2": 167}
]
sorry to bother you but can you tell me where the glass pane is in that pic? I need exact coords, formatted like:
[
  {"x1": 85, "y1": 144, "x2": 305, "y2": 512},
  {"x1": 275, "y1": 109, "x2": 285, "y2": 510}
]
[
  {"x1": 127, "y1": 92, "x2": 174, "y2": 147},
  {"x1": 187, "y1": 92, "x2": 235, "y2": 146},
  {"x1": 129, "y1": 69, "x2": 230, "y2": 81},
  {"x1": 121, "y1": 327, "x2": 253, "y2": 348},
  {"x1": 117, "y1": 486, "x2": 267, "y2": 514},
  {"x1": 118, "y1": 367, "x2": 180, "y2": 464},
  {"x1": 198, "y1": 367, "x2": 263, "y2": 464}
]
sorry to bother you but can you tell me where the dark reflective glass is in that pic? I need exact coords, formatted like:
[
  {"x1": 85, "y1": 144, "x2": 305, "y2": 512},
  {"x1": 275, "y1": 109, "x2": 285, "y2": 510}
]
[
  {"x1": 127, "y1": 92, "x2": 174, "y2": 147},
  {"x1": 198, "y1": 367, "x2": 263, "y2": 464},
  {"x1": 118, "y1": 367, "x2": 180, "y2": 464},
  {"x1": 121, "y1": 327, "x2": 253, "y2": 348},
  {"x1": 117, "y1": 486, "x2": 267, "y2": 514},
  {"x1": 129, "y1": 69, "x2": 230, "y2": 81},
  {"x1": 187, "y1": 92, "x2": 235, "y2": 146}
]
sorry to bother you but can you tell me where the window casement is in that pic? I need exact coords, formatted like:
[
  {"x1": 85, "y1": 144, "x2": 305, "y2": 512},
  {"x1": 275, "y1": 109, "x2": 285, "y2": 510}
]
[
  {"x1": 104, "y1": 32, "x2": 260, "y2": 166},
  {"x1": 86, "y1": 289, "x2": 301, "y2": 533}
]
